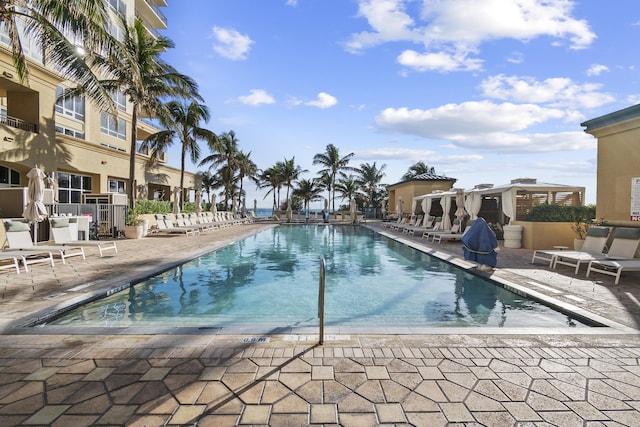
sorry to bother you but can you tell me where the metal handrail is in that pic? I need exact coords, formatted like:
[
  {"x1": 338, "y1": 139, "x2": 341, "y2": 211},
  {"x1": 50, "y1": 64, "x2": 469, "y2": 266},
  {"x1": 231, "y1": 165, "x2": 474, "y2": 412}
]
[{"x1": 318, "y1": 256, "x2": 326, "y2": 345}]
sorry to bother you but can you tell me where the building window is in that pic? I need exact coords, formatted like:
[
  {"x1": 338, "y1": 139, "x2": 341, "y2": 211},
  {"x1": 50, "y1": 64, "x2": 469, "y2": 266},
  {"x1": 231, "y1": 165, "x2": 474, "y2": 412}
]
[
  {"x1": 107, "y1": 0, "x2": 126, "y2": 16},
  {"x1": 58, "y1": 172, "x2": 92, "y2": 203},
  {"x1": 110, "y1": 90, "x2": 126, "y2": 111},
  {"x1": 100, "y1": 112, "x2": 126, "y2": 140},
  {"x1": 55, "y1": 86, "x2": 85, "y2": 120},
  {"x1": 55, "y1": 125, "x2": 84, "y2": 140},
  {"x1": 0, "y1": 165, "x2": 20, "y2": 187},
  {"x1": 108, "y1": 178, "x2": 126, "y2": 194}
]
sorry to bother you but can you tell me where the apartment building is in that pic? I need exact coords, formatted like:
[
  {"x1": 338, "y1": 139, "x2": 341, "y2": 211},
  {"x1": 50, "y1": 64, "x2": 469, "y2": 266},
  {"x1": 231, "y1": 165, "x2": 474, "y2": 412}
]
[{"x1": 0, "y1": 0, "x2": 196, "y2": 206}]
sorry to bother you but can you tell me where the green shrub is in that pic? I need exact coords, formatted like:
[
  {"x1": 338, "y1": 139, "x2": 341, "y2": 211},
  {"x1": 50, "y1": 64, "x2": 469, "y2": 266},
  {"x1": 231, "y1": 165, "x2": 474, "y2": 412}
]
[
  {"x1": 523, "y1": 204, "x2": 596, "y2": 222},
  {"x1": 134, "y1": 200, "x2": 172, "y2": 214}
]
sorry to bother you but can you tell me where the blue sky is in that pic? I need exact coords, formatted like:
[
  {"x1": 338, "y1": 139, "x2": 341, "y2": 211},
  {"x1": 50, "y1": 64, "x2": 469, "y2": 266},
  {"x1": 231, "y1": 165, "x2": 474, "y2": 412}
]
[{"x1": 160, "y1": 0, "x2": 640, "y2": 208}]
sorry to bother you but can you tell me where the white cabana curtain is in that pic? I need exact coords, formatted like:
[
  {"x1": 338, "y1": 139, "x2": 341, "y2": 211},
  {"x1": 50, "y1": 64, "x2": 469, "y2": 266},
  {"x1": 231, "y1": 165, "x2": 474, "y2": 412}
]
[
  {"x1": 411, "y1": 198, "x2": 417, "y2": 219},
  {"x1": 465, "y1": 191, "x2": 482, "y2": 220},
  {"x1": 502, "y1": 188, "x2": 517, "y2": 224},
  {"x1": 441, "y1": 195, "x2": 452, "y2": 230},
  {"x1": 421, "y1": 197, "x2": 432, "y2": 226}
]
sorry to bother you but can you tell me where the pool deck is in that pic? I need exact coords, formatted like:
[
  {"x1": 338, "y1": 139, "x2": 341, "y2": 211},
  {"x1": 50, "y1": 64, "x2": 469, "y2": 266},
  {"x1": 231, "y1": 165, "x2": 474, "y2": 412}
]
[{"x1": 1, "y1": 220, "x2": 640, "y2": 426}]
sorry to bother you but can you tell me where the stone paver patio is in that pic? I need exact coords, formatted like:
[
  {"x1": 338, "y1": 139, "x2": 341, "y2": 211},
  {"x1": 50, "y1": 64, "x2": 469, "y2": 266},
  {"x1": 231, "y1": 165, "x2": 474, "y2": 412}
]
[{"x1": 1, "y1": 220, "x2": 640, "y2": 426}]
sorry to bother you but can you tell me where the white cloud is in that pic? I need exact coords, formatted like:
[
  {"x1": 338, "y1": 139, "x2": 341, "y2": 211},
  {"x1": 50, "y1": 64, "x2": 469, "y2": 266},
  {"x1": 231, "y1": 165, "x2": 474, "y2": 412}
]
[
  {"x1": 346, "y1": 0, "x2": 596, "y2": 72},
  {"x1": 586, "y1": 64, "x2": 609, "y2": 76},
  {"x1": 286, "y1": 0, "x2": 297, "y2": 5},
  {"x1": 212, "y1": 26, "x2": 254, "y2": 60},
  {"x1": 397, "y1": 49, "x2": 482, "y2": 72},
  {"x1": 480, "y1": 74, "x2": 614, "y2": 108},
  {"x1": 374, "y1": 101, "x2": 596, "y2": 152},
  {"x1": 238, "y1": 89, "x2": 275, "y2": 105},
  {"x1": 305, "y1": 92, "x2": 338, "y2": 109},
  {"x1": 355, "y1": 147, "x2": 483, "y2": 163}
]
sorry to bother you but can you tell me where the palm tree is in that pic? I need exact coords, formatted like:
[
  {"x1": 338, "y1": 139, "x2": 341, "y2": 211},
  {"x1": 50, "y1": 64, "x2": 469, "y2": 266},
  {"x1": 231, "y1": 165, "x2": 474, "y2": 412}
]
[
  {"x1": 335, "y1": 173, "x2": 359, "y2": 207},
  {"x1": 356, "y1": 162, "x2": 387, "y2": 209},
  {"x1": 93, "y1": 15, "x2": 199, "y2": 208},
  {"x1": 198, "y1": 170, "x2": 215, "y2": 204},
  {"x1": 0, "y1": 0, "x2": 114, "y2": 109},
  {"x1": 293, "y1": 178, "x2": 323, "y2": 217},
  {"x1": 402, "y1": 161, "x2": 436, "y2": 180},
  {"x1": 142, "y1": 101, "x2": 217, "y2": 208},
  {"x1": 200, "y1": 130, "x2": 240, "y2": 208},
  {"x1": 280, "y1": 157, "x2": 307, "y2": 204},
  {"x1": 235, "y1": 150, "x2": 258, "y2": 203},
  {"x1": 312, "y1": 143, "x2": 356, "y2": 213},
  {"x1": 259, "y1": 166, "x2": 282, "y2": 213}
]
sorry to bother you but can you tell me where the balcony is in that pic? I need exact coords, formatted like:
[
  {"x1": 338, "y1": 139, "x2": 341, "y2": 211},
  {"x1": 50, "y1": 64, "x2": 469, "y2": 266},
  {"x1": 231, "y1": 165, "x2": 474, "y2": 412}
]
[
  {"x1": 136, "y1": 0, "x2": 167, "y2": 30},
  {"x1": 1, "y1": 114, "x2": 37, "y2": 133}
]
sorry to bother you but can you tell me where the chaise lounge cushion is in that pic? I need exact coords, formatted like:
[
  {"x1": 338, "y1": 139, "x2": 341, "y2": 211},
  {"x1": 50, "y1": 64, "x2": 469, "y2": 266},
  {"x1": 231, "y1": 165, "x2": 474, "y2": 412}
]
[{"x1": 3, "y1": 220, "x2": 30, "y2": 232}]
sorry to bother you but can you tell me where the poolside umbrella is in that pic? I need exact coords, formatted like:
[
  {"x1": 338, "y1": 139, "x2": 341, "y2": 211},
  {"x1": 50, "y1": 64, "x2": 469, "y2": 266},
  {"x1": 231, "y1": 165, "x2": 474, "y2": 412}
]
[
  {"x1": 232, "y1": 197, "x2": 237, "y2": 215},
  {"x1": 324, "y1": 198, "x2": 328, "y2": 212},
  {"x1": 455, "y1": 189, "x2": 467, "y2": 221},
  {"x1": 410, "y1": 198, "x2": 417, "y2": 221},
  {"x1": 194, "y1": 190, "x2": 202, "y2": 214},
  {"x1": 210, "y1": 194, "x2": 217, "y2": 215},
  {"x1": 22, "y1": 165, "x2": 48, "y2": 245},
  {"x1": 173, "y1": 187, "x2": 181, "y2": 215},
  {"x1": 254, "y1": 199, "x2": 257, "y2": 215},
  {"x1": 241, "y1": 198, "x2": 246, "y2": 216},
  {"x1": 396, "y1": 196, "x2": 403, "y2": 222},
  {"x1": 381, "y1": 200, "x2": 386, "y2": 215},
  {"x1": 461, "y1": 217, "x2": 498, "y2": 268},
  {"x1": 350, "y1": 198, "x2": 356, "y2": 223}
]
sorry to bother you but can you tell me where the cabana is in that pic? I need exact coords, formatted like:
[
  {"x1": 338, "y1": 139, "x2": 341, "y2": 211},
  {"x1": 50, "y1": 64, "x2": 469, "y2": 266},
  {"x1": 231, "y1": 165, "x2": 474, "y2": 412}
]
[
  {"x1": 413, "y1": 189, "x2": 461, "y2": 230},
  {"x1": 473, "y1": 178, "x2": 585, "y2": 225}
]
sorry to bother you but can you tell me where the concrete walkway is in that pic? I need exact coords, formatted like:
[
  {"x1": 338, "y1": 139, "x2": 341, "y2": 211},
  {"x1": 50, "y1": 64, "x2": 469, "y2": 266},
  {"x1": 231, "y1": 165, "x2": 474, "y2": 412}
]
[{"x1": 1, "y1": 220, "x2": 640, "y2": 426}]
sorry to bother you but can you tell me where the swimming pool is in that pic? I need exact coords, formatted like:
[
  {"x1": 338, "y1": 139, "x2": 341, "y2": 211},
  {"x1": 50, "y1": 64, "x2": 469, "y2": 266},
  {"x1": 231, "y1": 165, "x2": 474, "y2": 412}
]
[{"x1": 47, "y1": 225, "x2": 591, "y2": 330}]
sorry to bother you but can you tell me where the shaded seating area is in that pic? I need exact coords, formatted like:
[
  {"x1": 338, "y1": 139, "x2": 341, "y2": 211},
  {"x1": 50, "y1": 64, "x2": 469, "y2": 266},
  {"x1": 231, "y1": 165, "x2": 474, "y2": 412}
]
[{"x1": 531, "y1": 226, "x2": 611, "y2": 267}]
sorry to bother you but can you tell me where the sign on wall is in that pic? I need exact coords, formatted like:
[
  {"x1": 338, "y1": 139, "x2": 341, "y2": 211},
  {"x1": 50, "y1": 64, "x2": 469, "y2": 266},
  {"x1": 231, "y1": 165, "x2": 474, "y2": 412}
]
[{"x1": 631, "y1": 177, "x2": 640, "y2": 221}]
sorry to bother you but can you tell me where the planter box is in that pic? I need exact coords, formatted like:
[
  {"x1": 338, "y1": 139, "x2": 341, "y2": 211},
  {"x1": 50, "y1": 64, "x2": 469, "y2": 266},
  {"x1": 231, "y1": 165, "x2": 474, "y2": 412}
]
[{"x1": 513, "y1": 221, "x2": 576, "y2": 250}]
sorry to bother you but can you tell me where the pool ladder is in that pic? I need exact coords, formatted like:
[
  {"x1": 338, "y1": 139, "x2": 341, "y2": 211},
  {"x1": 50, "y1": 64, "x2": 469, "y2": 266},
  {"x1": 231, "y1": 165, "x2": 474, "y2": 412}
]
[{"x1": 318, "y1": 256, "x2": 326, "y2": 345}]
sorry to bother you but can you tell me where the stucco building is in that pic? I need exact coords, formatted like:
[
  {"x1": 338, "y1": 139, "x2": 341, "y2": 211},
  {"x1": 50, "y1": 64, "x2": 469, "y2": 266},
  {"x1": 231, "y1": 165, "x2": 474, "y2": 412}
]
[
  {"x1": 0, "y1": 0, "x2": 196, "y2": 207},
  {"x1": 582, "y1": 104, "x2": 640, "y2": 227},
  {"x1": 386, "y1": 173, "x2": 457, "y2": 217}
]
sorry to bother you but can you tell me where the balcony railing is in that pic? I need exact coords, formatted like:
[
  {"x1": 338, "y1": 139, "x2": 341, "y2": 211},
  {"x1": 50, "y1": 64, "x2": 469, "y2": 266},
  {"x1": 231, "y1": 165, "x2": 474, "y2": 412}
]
[
  {"x1": 143, "y1": 0, "x2": 167, "y2": 26},
  {"x1": 1, "y1": 114, "x2": 37, "y2": 133}
]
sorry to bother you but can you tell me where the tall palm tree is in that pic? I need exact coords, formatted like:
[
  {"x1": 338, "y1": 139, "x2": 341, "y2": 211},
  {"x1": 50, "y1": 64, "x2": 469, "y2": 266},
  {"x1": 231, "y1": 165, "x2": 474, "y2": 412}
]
[
  {"x1": 293, "y1": 178, "x2": 323, "y2": 216},
  {"x1": 280, "y1": 157, "x2": 307, "y2": 204},
  {"x1": 356, "y1": 162, "x2": 387, "y2": 208},
  {"x1": 312, "y1": 143, "x2": 356, "y2": 213},
  {"x1": 0, "y1": 0, "x2": 114, "y2": 109},
  {"x1": 142, "y1": 101, "x2": 217, "y2": 208},
  {"x1": 235, "y1": 150, "x2": 258, "y2": 204},
  {"x1": 197, "y1": 170, "x2": 215, "y2": 204},
  {"x1": 335, "y1": 173, "x2": 359, "y2": 207},
  {"x1": 402, "y1": 161, "x2": 436, "y2": 180},
  {"x1": 93, "y1": 15, "x2": 199, "y2": 208},
  {"x1": 200, "y1": 130, "x2": 240, "y2": 208},
  {"x1": 259, "y1": 166, "x2": 283, "y2": 213}
]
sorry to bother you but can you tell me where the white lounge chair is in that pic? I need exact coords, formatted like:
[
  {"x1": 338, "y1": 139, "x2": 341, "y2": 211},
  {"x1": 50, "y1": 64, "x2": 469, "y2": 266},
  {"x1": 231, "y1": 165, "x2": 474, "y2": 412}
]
[
  {"x1": 50, "y1": 218, "x2": 118, "y2": 257},
  {"x1": 429, "y1": 219, "x2": 462, "y2": 243},
  {"x1": 551, "y1": 227, "x2": 640, "y2": 274},
  {"x1": 155, "y1": 217, "x2": 199, "y2": 236},
  {"x1": 0, "y1": 249, "x2": 55, "y2": 273},
  {"x1": 0, "y1": 252, "x2": 23, "y2": 274},
  {"x1": 3, "y1": 220, "x2": 85, "y2": 264},
  {"x1": 586, "y1": 259, "x2": 640, "y2": 285},
  {"x1": 531, "y1": 226, "x2": 611, "y2": 267},
  {"x1": 422, "y1": 218, "x2": 444, "y2": 240},
  {"x1": 432, "y1": 219, "x2": 475, "y2": 243}
]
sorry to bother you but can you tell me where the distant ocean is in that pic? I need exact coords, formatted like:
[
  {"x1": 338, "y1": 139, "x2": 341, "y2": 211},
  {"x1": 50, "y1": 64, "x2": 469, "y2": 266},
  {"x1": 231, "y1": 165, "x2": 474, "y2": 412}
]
[{"x1": 254, "y1": 208, "x2": 324, "y2": 218}]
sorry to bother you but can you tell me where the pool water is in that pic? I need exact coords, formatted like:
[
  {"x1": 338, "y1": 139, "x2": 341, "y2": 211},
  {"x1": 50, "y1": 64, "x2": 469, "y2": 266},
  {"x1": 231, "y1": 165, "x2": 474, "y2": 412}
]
[{"x1": 48, "y1": 225, "x2": 591, "y2": 329}]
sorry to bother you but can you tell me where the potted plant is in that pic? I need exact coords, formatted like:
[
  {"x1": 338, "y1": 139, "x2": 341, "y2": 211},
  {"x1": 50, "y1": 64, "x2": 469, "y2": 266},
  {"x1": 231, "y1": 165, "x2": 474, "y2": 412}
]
[
  {"x1": 124, "y1": 208, "x2": 144, "y2": 239},
  {"x1": 571, "y1": 215, "x2": 592, "y2": 250}
]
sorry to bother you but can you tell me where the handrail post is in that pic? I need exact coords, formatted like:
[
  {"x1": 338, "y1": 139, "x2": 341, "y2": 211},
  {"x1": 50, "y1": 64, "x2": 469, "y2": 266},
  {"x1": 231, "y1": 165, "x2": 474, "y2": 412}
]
[{"x1": 318, "y1": 256, "x2": 326, "y2": 345}]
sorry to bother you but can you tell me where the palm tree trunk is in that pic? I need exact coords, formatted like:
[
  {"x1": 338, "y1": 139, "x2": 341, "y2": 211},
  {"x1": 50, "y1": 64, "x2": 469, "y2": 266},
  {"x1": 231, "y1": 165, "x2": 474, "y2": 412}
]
[
  {"x1": 180, "y1": 144, "x2": 186, "y2": 209},
  {"x1": 128, "y1": 107, "x2": 139, "y2": 209}
]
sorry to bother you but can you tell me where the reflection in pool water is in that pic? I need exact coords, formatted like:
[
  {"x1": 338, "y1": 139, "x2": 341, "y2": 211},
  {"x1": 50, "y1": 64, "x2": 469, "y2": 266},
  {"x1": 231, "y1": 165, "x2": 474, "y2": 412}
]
[{"x1": 49, "y1": 225, "x2": 591, "y2": 329}]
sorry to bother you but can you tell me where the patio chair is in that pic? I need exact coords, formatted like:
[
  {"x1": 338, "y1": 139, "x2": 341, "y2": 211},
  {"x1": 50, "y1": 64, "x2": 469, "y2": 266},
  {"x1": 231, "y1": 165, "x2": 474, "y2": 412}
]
[
  {"x1": 552, "y1": 227, "x2": 640, "y2": 274},
  {"x1": 531, "y1": 226, "x2": 611, "y2": 267},
  {"x1": 0, "y1": 249, "x2": 55, "y2": 273},
  {"x1": 155, "y1": 217, "x2": 199, "y2": 236},
  {"x1": 3, "y1": 219, "x2": 85, "y2": 264},
  {"x1": 433, "y1": 219, "x2": 476, "y2": 243},
  {"x1": 586, "y1": 259, "x2": 640, "y2": 285},
  {"x1": 50, "y1": 218, "x2": 117, "y2": 257}
]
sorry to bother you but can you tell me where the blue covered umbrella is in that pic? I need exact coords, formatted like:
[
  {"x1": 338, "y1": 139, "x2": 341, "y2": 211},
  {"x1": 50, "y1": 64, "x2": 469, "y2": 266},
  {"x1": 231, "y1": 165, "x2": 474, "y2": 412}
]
[{"x1": 461, "y1": 217, "x2": 499, "y2": 268}]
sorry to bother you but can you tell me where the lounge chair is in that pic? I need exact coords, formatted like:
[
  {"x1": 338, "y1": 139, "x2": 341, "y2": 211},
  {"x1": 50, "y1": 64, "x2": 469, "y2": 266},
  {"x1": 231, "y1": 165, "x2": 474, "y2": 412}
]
[
  {"x1": 153, "y1": 216, "x2": 199, "y2": 236},
  {"x1": 531, "y1": 226, "x2": 611, "y2": 267},
  {"x1": 428, "y1": 219, "x2": 461, "y2": 242},
  {"x1": 50, "y1": 218, "x2": 118, "y2": 257},
  {"x1": 432, "y1": 219, "x2": 475, "y2": 243},
  {"x1": 406, "y1": 216, "x2": 436, "y2": 236},
  {"x1": 422, "y1": 218, "x2": 444, "y2": 240},
  {"x1": 398, "y1": 215, "x2": 423, "y2": 233},
  {"x1": 0, "y1": 249, "x2": 55, "y2": 273},
  {"x1": 586, "y1": 259, "x2": 640, "y2": 285},
  {"x1": 3, "y1": 219, "x2": 85, "y2": 264},
  {"x1": 551, "y1": 227, "x2": 640, "y2": 274}
]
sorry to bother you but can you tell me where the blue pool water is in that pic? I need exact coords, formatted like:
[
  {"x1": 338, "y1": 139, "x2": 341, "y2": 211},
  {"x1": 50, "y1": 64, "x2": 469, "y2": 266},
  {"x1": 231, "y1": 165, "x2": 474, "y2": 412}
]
[{"x1": 48, "y1": 225, "x2": 591, "y2": 329}]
